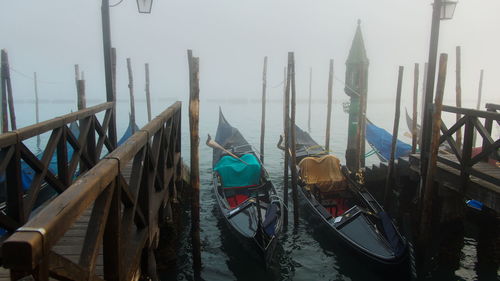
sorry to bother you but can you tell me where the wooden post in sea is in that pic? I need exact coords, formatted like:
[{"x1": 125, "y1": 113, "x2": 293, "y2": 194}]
[
  {"x1": 283, "y1": 66, "x2": 289, "y2": 228},
  {"x1": 289, "y1": 52, "x2": 300, "y2": 226},
  {"x1": 74, "y1": 64, "x2": 80, "y2": 86},
  {"x1": 419, "y1": 53, "x2": 448, "y2": 247},
  {"x1": 384, "y1": 66, "x2": 404, "y2": 206},
  {"x1": 145, "y1": 63, "x2": 152, "y2": 122},
  {"x1": 473, "y1": 69, "x2": 484, "y2": 147},
  {"x1": 187, "y1": 50, "x2": 202, "y2": 276},
  {"x1": 260, "y1": 56, "x2": 267, "y2": 163},
  {"x1": 325, "y1": 59, "x2": 334, "y2": 152},
  {"x1": 307, "y1": 68, "x2": 312, "y2": 133},
  {"x1": 77, "y1": 79, "x2": 86, "y2": 110},
  {"x1": 1, "y1": 50, "x2": 16, "y2": 131},
  {"x1": 34, "y1": 72, "x2": 41, "y2": 150},
  {"x1": 455, "y1": 46, "x2": 462, "y2": 151},
  {"x1": 126, "y1": 58, "x2": 136, "y2": 134},
  {"x1": 411, "y1": 64, "x2": 419, "y2": 154},
  {"x1": 476, "y1": 69, "x2": 483, "y2": 110},
  {"x1": 1, "y1": 50, "x2": 8, "y2": 132},
  {"x1": 420, "y1": 62, "x2": 428, "y2": 148}
]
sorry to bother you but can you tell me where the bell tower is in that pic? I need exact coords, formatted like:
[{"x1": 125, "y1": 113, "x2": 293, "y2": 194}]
[{"x1": 345, "y1": 20, "x2": 369, "y2": 171}]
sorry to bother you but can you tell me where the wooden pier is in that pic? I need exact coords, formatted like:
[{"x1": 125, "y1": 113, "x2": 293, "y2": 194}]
[
  {"x1": 0, "y1": 101, "x2": 185, "y2": 280},
  {"x1": 408, "y1": 103, "x2": 499, "y2": 212}
]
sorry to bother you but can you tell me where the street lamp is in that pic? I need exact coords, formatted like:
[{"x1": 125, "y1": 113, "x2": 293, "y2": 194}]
[
  {"x1": 439, "y1": 1, "x2": 457, "y2": 20},
  {"x1": 101, "y1": 0, "x2": 153, "y2": 148},
  {"x1": 420, "y1": 0, "x2": 457, "y2": 180},
  {"x1": 137, "y1": 0, "x2": 153, "y2": 14}
]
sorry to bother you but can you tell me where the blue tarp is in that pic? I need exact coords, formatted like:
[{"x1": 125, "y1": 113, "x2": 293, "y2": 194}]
[
  {"x1": 214, "y1": 154, "x2": 261, "y2": 187},
  {"x1": 366, "y1": 122, "x2": 412, "y2": 161}
]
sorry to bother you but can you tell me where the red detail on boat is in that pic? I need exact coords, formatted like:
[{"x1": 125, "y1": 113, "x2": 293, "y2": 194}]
[{"x1": 227, "y1": 194, "x2": 249, "y2": 209}]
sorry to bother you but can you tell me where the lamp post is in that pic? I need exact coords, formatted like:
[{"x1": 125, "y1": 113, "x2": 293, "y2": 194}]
[
  {"x1": 101, "y1": 0, "x2": 153, "y2": 148},
  {"x1": 420, "y1": 0, "x2": 457, "y2": 177}
]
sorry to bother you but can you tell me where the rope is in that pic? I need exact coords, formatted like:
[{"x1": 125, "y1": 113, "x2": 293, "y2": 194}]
[{"x1": 8, "y1": 66, "x2": 66, "y2": 85}]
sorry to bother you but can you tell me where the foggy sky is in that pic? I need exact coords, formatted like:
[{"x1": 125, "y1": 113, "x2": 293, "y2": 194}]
[{"x1": 1, "y1": 0, "x2": 499, "y2": 112}]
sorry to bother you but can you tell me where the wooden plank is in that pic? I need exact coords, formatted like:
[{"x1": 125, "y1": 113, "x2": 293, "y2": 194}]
[
  {"x1": 79, "y1": 184, "x2": 114, "y2": 274},
  {"x1": 0, "y1": 102, "x2": 114, "y2": 148},
  {"x1": 442, "y1": 105, "x2": 500, "y2": 121}
]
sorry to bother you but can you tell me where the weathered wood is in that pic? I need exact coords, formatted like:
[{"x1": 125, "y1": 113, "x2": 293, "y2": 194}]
[
  {"x1": 145, "y1": 63, "x2": 152, "y2": 122},
  {"x1": 411, "y1": 63, "x2": 419, "y2": 154},
  {"x1": 0, "y1": 51, "x2": 7, "y2": 132},
  {"x1": 441, "y1": 105, "x2": 500, "y2": 120},
  {"x1": 409, "y1": 154, "x2": 500, "y2": 212},
  {"x1": 50, "y1": 251, "x2": 105, "y2": 281},
  {"x1": 289, "y1": 52, "x2": 300, "y2": 226},
  {"x1": 34, "y1": 72, "x2": 41, "y2": 151},
  {"x1": 0, "y1": 102, "x2": 113, "y2": 148},
  {"x1": 127, "y1": 58, "x2": 137, "y2": 134},
  {"x1": 260, "y1": 56, "x2": 267, "y2": 163},
  {"x1": 282, "y1": 66, "x2": 289, "y2": 228},
  {"x1": 419, "y1": 53, "x2": 448, "y2": 246},
  {"x1": 74, "y1": 64, "x2": 80, "y2": 86},
  {"x1": 1, "y1": 50, "x2": 16, "y2": 131},
  {"x1": 476, "y1": 69, "x2": 484, "y2": 111},
  {"x1": 57, "y1": 126, "x2": 70, "y2": 187},
  {"x1": 77, "y1": 80, "x2": 86, "y2": 110},
  {"x1": 103, "y1": 179, "x2": 122, "y2": 281},
  {"x1": 187, "y1": 50, "x2": 202, "y2": 276},
  {"x1": 473, "y1": 69, "x2": 484, "y2": 147},
  {"x1": 384, "y1": 66, "x2": 404, "y2": 206},
  {"x1": 325, "y1": 59, "x2": 333, "y2": 152},
  {"x1": 455, "y1": 46, "x2": 462, "y2": 150},
  {"x1": 6, "y1": 143, "x2": 25, "y2": 224},
  {"x1": 79, "y1": 183, "x2": 114, "y2": 274},
  {"x1": 308, "y1": 67, "x2": 312, "y2": 133}
]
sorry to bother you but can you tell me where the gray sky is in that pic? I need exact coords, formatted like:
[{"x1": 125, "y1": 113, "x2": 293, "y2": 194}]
[{"x1": 1, "y1": 0, "x2": 499, "y2": 109}]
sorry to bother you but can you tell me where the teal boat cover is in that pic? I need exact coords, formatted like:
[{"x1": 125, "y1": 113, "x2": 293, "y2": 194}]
[{"x1": 214, "y1": 154, "x2": 261, "y2": 187}]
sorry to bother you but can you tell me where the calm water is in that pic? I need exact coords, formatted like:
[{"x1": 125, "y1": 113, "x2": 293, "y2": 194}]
[{"x1": 13, "y1": 97, "x2": 499, "y2": 281}]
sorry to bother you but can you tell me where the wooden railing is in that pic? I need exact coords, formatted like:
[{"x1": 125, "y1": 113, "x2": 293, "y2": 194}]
[
  {"x1": 0, "y1": 102, "x2": 115, "y2": 234},
  {"x1": 438, "y1": 103, "x2": 499, "y2": 189},
  {"x1": 2, "y1": 101, "x2": 182, "y2": 281}
]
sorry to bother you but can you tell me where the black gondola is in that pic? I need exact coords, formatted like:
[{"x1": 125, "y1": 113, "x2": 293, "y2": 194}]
[
  {"x1": 210, "y1": 110, "x2": 283, "y2": 266},
  {"x1": 279, "y1": 124, "x2": 407, "y2": 265}
]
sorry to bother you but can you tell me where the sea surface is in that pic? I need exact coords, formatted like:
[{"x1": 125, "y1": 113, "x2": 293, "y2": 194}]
[{"x1": 13, "y1": 97, "x2": 499, "y2": 281}]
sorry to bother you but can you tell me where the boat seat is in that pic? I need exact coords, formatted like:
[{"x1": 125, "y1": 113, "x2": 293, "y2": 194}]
[{"x1": 299, "y1": 155, "x2": 347, "y2": 192}]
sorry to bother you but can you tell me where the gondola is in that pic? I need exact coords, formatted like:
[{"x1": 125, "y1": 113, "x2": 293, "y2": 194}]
[
  {"x1": 210, "y1": 110, "x2": 283, "y2": 267},
  {"x1": 279, "y1": 124, "x2": 407, "y2": 265}
]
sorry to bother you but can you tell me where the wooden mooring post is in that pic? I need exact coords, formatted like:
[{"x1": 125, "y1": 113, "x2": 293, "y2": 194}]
[
  {"x1": 384, "y1": 66, "x2": 404, "y2": 206},
  {"x1": 289, "y1": 52, "x2": 300, "y2": 226},
  {"x1": 1, "y1": 49, "x2": 16, "y2": 131},
  {"x1": 145, "y1": 63, "x2": 152, "y2": 122},
  {"x1": 33, "y1": 72, "x2": 41, "y2": 151},
  {"x1": 325, "y1": 59, "x2": 333, "y2": 152},
  {"x1": 455, "y1": 46, "x2": 462, "y2": 151},
  {"x1": 260, "y1": 56, "x2": 267, "y2": 163},
  {"x1": 411, "y1": 63, "x2": 419, "y2": 154},
  {"x1": 419, "y1": 53, "x2": 448, "y2": 248},
  {"x1": 127, "y1": 58, "x2": 137, "y2": 134},
  {"x1": 308, "y1": 68, "x2": 312, "y2": 133},
  {"x1": 283, "y1": 66, "x2": 289, "y2": 228},
  {"x1": 187, "y1": 49, "x2": 202, "y2": 277}
]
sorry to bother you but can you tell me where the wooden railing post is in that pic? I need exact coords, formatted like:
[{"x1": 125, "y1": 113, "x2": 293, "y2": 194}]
[
  {"x1": 461, "y1": 116, "x2": 474, "y2": 192},
  {"x1": 6, "y1": 144, "x2": 25, "y2": 224},
  {"x1": 103, "y1": 177, "x2": 122, "y2": 281}
]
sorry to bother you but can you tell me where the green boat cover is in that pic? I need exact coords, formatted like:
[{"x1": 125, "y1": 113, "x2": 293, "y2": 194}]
[{"x1": 214, "y1": 154, "x2": 261, "y2": 187}]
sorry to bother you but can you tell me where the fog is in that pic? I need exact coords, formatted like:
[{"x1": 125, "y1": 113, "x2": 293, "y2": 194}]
[{"x1": 1, "y1": 0, "x2": 499, "y2": 111}]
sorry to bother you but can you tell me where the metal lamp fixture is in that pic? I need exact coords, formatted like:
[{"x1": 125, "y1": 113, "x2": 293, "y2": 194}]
[
  {"x1": 136, "y1": 0, "x2": 153, "y2": 13},
  {"x1": 439, "y1": 1, "x2": 457, "y2": 20}
]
